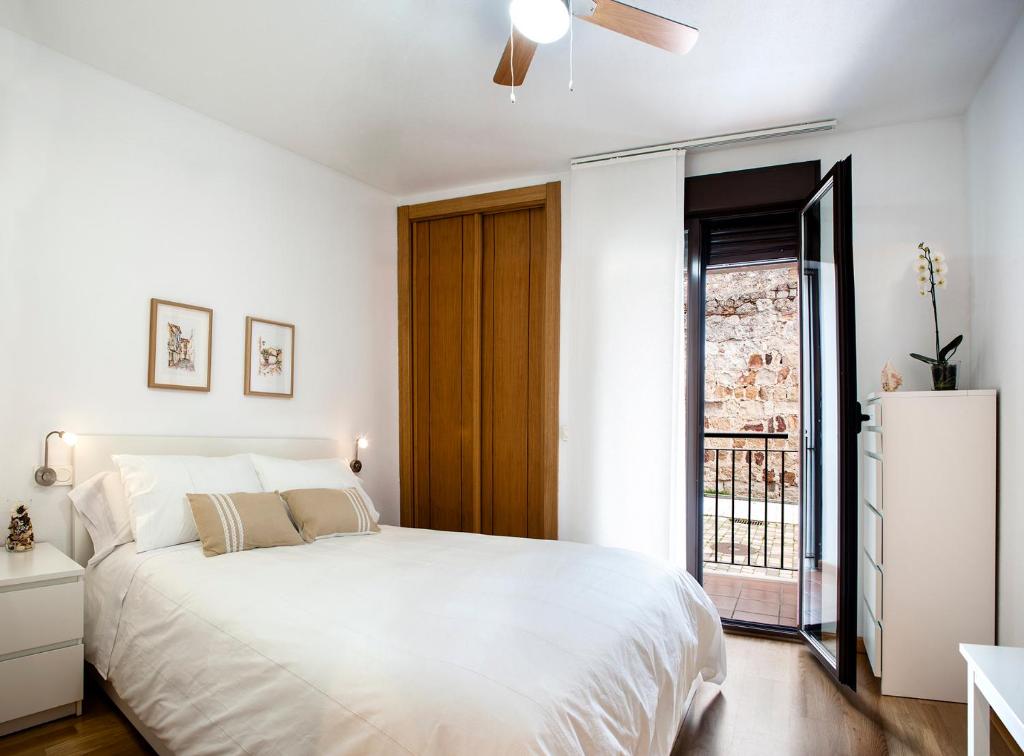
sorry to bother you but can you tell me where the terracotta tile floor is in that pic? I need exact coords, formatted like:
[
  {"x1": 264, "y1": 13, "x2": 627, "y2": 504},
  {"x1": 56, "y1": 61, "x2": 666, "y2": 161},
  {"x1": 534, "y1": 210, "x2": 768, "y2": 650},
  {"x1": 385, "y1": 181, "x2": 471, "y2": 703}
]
[{"x1": 703, "y1": 573, "x2": 799, "y2": 628}]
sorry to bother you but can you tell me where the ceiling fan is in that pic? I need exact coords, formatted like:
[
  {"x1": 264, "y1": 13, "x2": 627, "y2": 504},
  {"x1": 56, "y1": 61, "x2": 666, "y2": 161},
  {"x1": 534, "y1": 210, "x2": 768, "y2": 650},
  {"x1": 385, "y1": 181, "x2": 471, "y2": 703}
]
[{"x1": 493, "y1": 0, "x2": 699, "y2": 89}]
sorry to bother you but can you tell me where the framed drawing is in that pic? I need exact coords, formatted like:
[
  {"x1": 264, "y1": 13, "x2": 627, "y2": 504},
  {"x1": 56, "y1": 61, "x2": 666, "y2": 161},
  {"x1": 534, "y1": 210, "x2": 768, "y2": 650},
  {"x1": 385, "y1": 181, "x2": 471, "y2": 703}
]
[
  {"x1": 148, "y1": 298, "x2": 213, "y2": 391},
  {"x1": 245, "y1": 317, "x2": 295, "y2": 398}
]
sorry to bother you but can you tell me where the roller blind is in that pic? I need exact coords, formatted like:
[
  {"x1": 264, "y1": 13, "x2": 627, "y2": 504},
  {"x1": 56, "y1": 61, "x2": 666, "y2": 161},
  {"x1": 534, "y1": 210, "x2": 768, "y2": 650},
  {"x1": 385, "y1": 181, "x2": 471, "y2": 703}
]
[{"x1": 563, "y1": 152, "x2": 687, "y2": 563}]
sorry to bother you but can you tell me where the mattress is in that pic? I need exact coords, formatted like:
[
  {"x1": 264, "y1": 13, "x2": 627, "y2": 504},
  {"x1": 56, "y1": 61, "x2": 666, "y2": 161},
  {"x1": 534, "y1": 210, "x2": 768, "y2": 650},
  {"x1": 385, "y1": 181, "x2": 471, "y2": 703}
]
[{"x1": 86, "y1": 525, "x2": 725, "y2": 755}]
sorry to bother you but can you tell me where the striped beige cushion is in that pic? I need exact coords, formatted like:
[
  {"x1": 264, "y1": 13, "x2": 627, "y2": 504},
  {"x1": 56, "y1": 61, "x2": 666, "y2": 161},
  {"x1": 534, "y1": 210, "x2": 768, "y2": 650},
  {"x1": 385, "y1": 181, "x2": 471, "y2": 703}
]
[
  {"x1": 280, "y1": 487, "x2": 380, "y2": 542},
  {"x1": 187, "y1": 492, "x2": 303, "y2": 557}
]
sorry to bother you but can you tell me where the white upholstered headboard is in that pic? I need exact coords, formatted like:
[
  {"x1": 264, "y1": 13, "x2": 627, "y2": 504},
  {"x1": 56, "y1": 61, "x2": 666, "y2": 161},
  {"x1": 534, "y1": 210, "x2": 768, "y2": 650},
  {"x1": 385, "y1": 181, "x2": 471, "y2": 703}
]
[{"x1": 71, "y1": 434, "x2": 341, "y2": 566}]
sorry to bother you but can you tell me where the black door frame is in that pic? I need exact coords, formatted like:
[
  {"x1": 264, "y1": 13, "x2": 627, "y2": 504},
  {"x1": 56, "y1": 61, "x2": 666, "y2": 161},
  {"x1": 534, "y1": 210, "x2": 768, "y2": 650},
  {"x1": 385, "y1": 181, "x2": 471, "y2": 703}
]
[
  {"x1": 796, "y1": 156, "x2": 859, "y2": 687},
  {"x1": 683, "y1": 161, "x2": 820, "y2": 639}
]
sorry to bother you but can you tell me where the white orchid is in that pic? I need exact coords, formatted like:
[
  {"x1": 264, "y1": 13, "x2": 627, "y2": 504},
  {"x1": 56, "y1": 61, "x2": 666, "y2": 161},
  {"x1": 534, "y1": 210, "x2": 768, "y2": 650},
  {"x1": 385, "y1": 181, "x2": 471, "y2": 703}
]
[
  {"x1": 912, "y1": 243, "x2": 951, "y2": 291},
  {"x1": 910, "y1": 243, "x2": 962, "y2": 385}
]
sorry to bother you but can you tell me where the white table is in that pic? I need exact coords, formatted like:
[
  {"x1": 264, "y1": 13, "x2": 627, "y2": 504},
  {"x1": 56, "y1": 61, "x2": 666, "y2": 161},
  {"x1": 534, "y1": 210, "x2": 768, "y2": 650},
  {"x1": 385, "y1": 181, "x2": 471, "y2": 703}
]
[{"x1": 960, "y1": 644, "x2": 1024, "y2": 755}]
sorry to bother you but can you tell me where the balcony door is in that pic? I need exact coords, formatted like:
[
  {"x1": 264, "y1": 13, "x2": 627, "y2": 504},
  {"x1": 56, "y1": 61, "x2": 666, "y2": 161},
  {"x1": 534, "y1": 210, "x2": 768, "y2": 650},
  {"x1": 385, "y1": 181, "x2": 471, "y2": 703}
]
[
  {"x1": 798, "y1": 156, "x2": 859, "y2": 688},
  {"x1": 685, "y1": 162, "x2": 821, "y2": 636}
]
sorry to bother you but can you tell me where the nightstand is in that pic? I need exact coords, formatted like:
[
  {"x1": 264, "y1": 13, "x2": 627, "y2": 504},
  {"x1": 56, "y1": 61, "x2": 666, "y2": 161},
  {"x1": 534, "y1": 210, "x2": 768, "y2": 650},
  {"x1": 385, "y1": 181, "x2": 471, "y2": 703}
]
[{"x1": 0, "y1": 542, "x2": 84, "y2": 736}]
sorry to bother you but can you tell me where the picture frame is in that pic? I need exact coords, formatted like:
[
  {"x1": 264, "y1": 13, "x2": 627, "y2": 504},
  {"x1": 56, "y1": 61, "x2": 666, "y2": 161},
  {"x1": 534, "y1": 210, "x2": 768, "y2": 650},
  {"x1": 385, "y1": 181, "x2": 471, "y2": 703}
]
[
  {"x1": 148, "y1": 298, "x2": 213, "y2": 392},
  {"x1": 244, "y1": 316, "x2": 295, "y2": 398}
]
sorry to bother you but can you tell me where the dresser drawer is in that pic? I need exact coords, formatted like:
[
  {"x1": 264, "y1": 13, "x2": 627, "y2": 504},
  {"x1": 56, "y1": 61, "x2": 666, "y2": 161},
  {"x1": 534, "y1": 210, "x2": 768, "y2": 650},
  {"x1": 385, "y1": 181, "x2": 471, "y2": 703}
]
[
  {"x1": 0, "y1": 580, "x2": 83, "y2": 657},
  {"x1": 863, "y1": 454, "x2": 882, "y2": 510},
  {"x1": 863, "y1": 401, "x2": 882, "y2": 428},
  {"x1": 863, "y1": 601, "x2": 882, "y2": 677},
  {"x1": 863, "y1": 429, "x2": 882, "y2": 455},
  {"x1": 0, "y1": 644, "x2": 83, "y2": 723},
  {"x1": 863, "y1": 553, "x2": 883, "y2": 621},
  {"x1": 863, "y1": 504, "x2": 883, "y2": 567}
]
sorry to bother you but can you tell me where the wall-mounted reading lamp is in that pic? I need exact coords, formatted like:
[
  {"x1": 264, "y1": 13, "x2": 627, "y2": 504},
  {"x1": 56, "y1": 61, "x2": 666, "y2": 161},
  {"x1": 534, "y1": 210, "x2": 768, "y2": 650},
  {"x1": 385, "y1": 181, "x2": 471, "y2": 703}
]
[
  {"x1": 34, "y1": 430, "x2": 77, "y2": 486},
  {"x1": 350, "y1": 435, "x2": 369, "y2": 473}
]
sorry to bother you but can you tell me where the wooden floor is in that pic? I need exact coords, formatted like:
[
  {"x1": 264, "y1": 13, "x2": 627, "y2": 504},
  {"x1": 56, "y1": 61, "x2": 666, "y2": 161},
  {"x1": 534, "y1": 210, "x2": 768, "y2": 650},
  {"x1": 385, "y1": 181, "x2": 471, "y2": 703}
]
[
  {"x1": 0, "y1": 636, "x2": 1017, "y2": 755},
  {"x1": 676, "y1": 634, "x2": 1017, "y2": 756},
  {"x1": 0, "y1": 682, "x2": 151, "y2": 756}
]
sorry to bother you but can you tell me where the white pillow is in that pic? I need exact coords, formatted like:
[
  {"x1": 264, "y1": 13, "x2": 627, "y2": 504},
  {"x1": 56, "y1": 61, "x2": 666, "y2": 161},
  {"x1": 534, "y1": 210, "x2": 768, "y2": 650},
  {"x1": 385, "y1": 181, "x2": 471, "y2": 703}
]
[
  {"x1": 113, "y1": 454, "x2": 262, "y2": 552},
  {"x1": 101, "y1": 471, "x2": 133, "y2": 545},
  {"x1": 68, "y1": 472, "x2": 132, "y2": 564},
  {"x1": 249, "y1": 455, "x2": 380, "y2": 523}
]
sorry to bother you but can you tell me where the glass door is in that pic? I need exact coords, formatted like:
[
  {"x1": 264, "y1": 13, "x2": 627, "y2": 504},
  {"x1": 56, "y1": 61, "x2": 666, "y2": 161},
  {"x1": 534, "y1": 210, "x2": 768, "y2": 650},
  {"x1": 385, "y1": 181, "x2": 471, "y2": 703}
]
[{"x1": 798, "y1": 156, "x2": 859, "y2": 688}]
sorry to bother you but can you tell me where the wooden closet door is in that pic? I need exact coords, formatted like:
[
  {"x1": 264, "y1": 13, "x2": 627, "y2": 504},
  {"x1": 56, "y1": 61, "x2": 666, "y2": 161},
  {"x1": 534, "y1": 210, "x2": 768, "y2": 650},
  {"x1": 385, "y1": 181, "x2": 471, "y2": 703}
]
[
  {"x1": 411, "y1": 215, "x2": 481, "y2": 532},
  {"x1": 482, "y1": 207, "x2": 555, "y2": 538},
  {"x1": 399, "y1": 182, "x2": 560, "y2": 540}
]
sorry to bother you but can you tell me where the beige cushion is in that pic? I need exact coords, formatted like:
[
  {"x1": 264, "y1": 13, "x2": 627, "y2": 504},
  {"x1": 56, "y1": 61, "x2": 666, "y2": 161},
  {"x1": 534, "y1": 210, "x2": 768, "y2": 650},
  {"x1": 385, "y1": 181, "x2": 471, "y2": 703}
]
[
  {"x1": 280, "y1": 488, "x2": 380, "y2": 542},
  {"x1": 187, "y1": 492, "x2": 303, "y2": 557}
]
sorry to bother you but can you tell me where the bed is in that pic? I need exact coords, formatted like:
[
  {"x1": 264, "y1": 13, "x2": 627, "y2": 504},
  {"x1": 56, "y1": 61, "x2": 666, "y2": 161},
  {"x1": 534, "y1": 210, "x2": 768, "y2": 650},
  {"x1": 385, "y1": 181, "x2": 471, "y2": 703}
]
[{"x1": 72, "y1": 435, "x2": 726, "y2": 756}]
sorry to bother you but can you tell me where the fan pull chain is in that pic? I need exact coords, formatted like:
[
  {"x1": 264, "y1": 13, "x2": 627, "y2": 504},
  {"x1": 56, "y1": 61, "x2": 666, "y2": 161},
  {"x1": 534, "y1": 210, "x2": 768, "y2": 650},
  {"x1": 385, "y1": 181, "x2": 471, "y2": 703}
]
[
  {"x1": 510, "y1": 15, "x2": 517, "y2": 104},
  {"x1": 568, "y1": 1, "x2": 574, "y2": 92}
]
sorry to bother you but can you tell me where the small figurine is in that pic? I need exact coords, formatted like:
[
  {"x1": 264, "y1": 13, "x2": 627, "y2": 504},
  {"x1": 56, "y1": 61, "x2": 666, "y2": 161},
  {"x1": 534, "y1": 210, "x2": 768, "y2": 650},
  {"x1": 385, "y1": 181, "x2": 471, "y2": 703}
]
[
  {"x1": 881, "y1": 361, "x2": 903, "y2": 392},
  {"x1": 6, "y1": 503, "x2": 34, "y2": 552}
]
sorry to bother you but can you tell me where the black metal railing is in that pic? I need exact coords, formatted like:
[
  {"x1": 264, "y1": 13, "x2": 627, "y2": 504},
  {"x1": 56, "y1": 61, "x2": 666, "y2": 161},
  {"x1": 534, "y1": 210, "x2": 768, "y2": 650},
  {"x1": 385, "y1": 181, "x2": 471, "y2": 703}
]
[{"x1": 703, "y1": 431, "x2": 798, "y2": 572}]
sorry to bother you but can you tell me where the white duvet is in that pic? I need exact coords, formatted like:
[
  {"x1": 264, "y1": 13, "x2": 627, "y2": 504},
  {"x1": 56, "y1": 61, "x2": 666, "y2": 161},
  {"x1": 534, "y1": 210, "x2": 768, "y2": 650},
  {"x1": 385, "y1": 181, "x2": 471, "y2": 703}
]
[{"x1": 86, "y1": 526, "x2": 725, "y2": 755}]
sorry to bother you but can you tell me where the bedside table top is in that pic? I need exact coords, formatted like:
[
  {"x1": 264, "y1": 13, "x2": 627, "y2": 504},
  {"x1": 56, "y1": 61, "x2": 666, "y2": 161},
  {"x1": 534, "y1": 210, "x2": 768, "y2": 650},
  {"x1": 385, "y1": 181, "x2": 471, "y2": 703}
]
[{"x1": 0, "y1": 543, "x2": 84, "y2": 588}]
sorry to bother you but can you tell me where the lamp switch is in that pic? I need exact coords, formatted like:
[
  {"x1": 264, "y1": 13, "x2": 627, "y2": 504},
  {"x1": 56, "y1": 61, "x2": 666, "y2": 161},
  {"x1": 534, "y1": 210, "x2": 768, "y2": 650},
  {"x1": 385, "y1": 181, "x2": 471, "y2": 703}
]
[
  {"x1": 51, "y1": 466, "x2": 73, "y2": 486},
  {"x1": 559, "y1": 425, "x2": 569, "y2": 442}
]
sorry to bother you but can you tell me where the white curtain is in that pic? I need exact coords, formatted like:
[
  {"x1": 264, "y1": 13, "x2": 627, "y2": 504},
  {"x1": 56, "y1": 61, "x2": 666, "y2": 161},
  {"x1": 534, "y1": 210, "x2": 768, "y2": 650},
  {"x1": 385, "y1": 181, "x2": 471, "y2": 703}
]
[{"x1": 561, "y1": 151, "x2": 687, "y2": 564}]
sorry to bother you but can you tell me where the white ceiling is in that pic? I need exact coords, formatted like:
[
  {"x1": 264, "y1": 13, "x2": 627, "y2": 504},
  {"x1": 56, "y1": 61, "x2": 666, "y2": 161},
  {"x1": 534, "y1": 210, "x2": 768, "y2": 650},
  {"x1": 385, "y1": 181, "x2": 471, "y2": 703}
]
[{"x1": 1, "y1": 0, "x2": 1020, "y2": 196}]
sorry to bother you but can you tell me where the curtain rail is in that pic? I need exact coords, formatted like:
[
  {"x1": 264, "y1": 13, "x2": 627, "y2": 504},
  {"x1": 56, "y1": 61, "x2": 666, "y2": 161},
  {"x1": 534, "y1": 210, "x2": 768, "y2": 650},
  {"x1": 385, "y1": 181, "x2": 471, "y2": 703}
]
[{"x1": 570, "y1": 120, "x2": 837, "y2": 169}]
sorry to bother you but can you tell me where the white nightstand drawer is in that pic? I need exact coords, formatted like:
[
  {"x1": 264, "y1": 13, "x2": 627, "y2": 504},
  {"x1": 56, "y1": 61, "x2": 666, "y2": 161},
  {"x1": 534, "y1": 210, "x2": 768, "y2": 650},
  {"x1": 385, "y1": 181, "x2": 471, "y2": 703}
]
[
  {"x1": 0, "y1": 580, "x2": 83, "y2": 657},
  {"x1": 0, "y1": 644, "x2": 83, "y2": 723}
]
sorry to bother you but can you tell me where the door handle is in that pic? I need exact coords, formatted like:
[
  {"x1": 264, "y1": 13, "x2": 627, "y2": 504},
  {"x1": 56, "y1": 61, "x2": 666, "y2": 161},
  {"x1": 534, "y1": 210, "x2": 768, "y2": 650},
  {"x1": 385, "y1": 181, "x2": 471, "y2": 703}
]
[{"x1": 855, "y1": 402, "x2": 869, "y2": 433}]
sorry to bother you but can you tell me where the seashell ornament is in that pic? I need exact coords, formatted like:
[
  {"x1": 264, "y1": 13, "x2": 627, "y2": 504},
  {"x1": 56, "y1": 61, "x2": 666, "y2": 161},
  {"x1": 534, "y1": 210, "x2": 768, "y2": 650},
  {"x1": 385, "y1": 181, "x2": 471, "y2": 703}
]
[{"x1": 881, "y1": 361, "x2": 903, "y2": 392}]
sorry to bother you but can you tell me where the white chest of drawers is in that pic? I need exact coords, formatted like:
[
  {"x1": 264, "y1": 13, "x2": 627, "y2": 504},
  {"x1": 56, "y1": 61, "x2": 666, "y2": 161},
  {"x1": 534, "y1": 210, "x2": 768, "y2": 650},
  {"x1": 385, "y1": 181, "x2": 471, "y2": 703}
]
[
  {"x1": 861, "y1": 390, "x2": 996, "y2": 703},
  {"x1": 0, "y1": 542, "x2": 84, "y2": 735}
]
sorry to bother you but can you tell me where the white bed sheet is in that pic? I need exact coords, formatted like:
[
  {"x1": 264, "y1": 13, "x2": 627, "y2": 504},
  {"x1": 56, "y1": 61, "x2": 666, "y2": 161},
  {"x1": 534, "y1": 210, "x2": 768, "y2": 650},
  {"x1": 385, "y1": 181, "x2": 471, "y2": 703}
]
[{"x1": 86, "y1": 526, "x2": 725, "y2": 755}]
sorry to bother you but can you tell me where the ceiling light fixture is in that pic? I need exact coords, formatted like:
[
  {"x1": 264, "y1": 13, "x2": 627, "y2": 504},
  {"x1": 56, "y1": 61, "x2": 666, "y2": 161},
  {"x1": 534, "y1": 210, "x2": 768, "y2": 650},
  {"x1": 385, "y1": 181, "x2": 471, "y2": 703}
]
[{"x1": 510, "y1": 0, "x2": 570, "y2": 44}]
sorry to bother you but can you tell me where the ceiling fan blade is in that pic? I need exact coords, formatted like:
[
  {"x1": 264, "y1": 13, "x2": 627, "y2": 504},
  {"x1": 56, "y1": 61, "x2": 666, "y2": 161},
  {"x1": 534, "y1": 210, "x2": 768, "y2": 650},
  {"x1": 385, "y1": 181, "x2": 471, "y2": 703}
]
[
  {"x1": 579, "y1": 0, "x2": 699, "y2": 55},
  {"x1": 493, "y1": 29, "x2": 538, "y2": 86}
]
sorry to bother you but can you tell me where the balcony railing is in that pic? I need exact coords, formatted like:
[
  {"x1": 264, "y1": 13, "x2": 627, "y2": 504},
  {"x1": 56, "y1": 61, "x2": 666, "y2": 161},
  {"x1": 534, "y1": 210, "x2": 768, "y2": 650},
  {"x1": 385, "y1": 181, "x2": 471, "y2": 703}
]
[{"x1": 703, "y1": 431, "x2": 798, "y2": 573}]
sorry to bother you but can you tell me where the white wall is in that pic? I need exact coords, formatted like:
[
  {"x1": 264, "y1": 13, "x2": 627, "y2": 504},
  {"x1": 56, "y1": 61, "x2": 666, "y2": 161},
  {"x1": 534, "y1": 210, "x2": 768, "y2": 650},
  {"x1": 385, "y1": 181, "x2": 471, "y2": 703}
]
[
  {"x1": 966, "y1": 15, "x2": 1024, "y2": 646},
  {"x1": 0, "y1": 28, "x2": 400, "y2": 552}
]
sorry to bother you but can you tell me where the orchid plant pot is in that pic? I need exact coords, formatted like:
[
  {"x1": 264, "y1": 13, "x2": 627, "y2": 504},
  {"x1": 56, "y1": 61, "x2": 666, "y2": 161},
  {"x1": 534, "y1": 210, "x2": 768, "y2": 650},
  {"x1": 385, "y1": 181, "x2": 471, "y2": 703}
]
[{"x1": 930, "y1": 361, "x2": 959, "y2": 391}]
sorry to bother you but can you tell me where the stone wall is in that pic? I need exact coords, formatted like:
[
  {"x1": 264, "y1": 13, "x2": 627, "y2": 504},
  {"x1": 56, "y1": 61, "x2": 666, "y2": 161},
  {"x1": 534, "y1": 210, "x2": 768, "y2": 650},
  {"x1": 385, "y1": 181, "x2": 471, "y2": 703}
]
[{"x1": 703, "y1": 264, "x2": 801, "y2": 501}]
